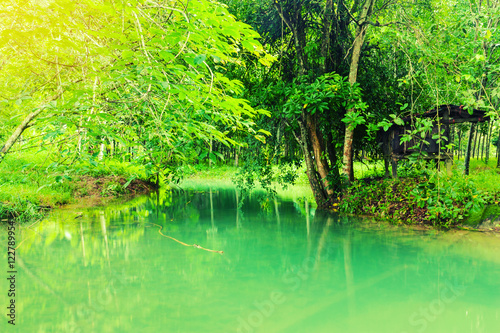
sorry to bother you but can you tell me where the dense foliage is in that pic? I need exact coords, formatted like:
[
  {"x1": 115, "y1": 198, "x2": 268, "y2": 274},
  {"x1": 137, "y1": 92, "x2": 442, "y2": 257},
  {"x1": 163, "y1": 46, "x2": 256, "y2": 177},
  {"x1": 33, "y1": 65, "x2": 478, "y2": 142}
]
[{"x1": 0, "y1": 0, "x2": 272, "y2": 181}]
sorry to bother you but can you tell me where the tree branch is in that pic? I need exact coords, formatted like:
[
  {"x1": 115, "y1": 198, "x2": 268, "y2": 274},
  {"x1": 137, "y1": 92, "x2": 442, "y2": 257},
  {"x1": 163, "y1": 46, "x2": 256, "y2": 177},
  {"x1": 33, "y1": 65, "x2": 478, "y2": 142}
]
[{"x1": 366, "y1": 20, "x2": 401, "y2": 27}]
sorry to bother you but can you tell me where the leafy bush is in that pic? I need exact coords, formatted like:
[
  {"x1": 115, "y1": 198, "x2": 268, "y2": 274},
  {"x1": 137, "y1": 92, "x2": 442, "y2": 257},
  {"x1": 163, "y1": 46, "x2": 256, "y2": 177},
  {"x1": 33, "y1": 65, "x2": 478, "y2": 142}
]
[
  {"x1": 411, "y1": 174, "x2": 487, "y2": 227},
  {"x1": 339, "y1": 173, "x2": 489, "y2": 227}
]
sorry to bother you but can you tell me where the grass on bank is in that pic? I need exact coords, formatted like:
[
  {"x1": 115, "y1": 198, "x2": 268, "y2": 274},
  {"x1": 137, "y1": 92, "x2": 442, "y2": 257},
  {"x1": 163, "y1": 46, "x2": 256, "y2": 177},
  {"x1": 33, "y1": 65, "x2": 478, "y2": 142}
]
[{"x1": 0, "y1": 151, "x2": 154, "y2": 222}]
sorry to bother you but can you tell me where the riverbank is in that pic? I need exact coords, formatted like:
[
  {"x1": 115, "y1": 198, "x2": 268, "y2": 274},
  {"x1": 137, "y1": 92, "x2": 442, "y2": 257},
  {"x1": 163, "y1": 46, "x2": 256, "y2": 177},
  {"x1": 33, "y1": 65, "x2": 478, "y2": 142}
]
[
  {"x1": 3, "y1": 154, "x2": 499, "y2": 229},
  {"x1": 336, "y1": 176, "x2": 500, "y2": 230},
  {"x1": 185, "y1": 160, "x2": 500, "y2": 230},
  {"x1": 0, "y1": 153, "x2": 157, "y2": 222},
  {"x1": 336, "y1": 159, "x2": 500, "y2": 229}
]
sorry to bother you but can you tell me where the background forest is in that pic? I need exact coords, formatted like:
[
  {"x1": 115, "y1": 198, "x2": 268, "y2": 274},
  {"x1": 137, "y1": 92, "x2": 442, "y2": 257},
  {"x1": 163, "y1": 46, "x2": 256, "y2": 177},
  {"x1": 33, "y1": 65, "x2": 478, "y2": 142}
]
[{"x1": 1, "y1": 0, "x2": 499, "y2": 226}]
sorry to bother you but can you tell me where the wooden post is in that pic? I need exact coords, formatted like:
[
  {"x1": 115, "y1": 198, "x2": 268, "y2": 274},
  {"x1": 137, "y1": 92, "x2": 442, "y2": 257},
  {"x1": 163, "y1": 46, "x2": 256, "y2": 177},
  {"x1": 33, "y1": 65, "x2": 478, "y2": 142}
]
[{"x1": 391, "y1": 157, "x2": 398, "y2": 179}]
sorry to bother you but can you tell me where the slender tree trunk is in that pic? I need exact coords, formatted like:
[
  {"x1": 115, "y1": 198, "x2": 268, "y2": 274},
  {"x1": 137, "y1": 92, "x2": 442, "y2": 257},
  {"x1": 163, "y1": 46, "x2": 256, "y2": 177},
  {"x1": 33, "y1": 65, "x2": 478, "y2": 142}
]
[
  {"x1": 480, "y1": 127, "x2": 485, "y2": 161},
  {"x1": 0, "y1": 89, "x2": 66, "y2": 164},
  {"x1": 342, "y1": 0, "x2": 374, "y2": 182},
  {"x1": 497, "y1": 128, "x2": 500, "y2": 168},
  {"x1": 273, "y1": 1, "x2": 308, "y2": 75},
  {"x1": 472, "y1": 129, "x2": 477, "y2": 158},
  {"x1": 464, "y1": 123, "x2": 475, "y2": 176},
  {"x1": 320, "y1": 0, "x2": 334, "y2": 74},
  {"x1": 98, "y1": 139, "x2": 106, "y2": 161},
  {"x1": 209, "y1": 137, "x2": 213, "y2": 168},
  {"x1": 485, "y1": 122, "x2": 492, "y2": 164},
  {"x1": 457, "y1": 128, "x2": 462, "y2": 160},
  {"x1": 0, "y1": 109, "x2": 44, "y2": 164},
  {"x1": 234, "y1": 147, "x2": 239, "y2": 167}
]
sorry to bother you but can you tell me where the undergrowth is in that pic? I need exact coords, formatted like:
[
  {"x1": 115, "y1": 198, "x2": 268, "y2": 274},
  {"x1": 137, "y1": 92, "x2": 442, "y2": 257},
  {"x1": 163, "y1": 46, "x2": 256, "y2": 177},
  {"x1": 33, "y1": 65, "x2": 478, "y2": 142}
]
[{"x1": 339, "y1": 159, "x2": 499, "y2": 227}]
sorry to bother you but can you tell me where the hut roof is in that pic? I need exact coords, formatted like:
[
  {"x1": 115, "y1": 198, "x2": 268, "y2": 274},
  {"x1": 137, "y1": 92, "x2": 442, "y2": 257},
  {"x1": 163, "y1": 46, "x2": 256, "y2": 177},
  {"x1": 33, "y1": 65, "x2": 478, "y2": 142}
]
[{"x1": 401, "y1": 104, "x2": 489, "y2": 125}]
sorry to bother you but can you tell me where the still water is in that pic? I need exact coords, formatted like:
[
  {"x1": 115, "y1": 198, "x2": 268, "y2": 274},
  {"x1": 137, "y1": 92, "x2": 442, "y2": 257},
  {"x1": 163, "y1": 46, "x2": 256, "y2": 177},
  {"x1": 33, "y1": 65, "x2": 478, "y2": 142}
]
[{"x1": 2, "y1": 183, "x2": 500, "y2": 333}]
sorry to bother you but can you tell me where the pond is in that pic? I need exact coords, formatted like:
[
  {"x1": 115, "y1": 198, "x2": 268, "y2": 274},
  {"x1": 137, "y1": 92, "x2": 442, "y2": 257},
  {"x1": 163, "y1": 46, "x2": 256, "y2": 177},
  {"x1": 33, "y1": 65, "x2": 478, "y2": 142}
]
[{"x1": 2, "y1": 182, "x2": 500, "y2": 333}]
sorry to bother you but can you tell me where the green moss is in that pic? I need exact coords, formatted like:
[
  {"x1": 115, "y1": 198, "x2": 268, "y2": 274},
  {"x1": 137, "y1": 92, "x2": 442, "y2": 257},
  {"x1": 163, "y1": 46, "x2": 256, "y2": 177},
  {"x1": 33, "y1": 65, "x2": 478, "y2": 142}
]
[{"x1": 463, "y1": 205, "x2": 500, "y2": 226}]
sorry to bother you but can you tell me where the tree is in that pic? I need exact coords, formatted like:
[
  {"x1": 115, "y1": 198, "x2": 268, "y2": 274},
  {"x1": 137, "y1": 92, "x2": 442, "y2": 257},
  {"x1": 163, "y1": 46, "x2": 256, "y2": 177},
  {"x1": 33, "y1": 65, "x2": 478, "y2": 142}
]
[
  {"x1": 222, "y1": 0, "x2": 407, "y2": 206},
  {"x1": 0, "y1": 0, "x2": 272, "y2": 181}
]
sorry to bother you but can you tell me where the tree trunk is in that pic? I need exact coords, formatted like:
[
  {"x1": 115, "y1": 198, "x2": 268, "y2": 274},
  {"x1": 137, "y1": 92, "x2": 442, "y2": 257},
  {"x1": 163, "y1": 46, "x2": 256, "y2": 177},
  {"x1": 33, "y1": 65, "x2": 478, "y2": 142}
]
[
  {"x1": 0, "y1": 109, "x2": 44, "y2": 164},
  {"x1": 307, "y1": 113, "x2": 333, "y2": 196},
  {"x1": 0, "y1": 88, "x2": 66, "y2": 164},
  {"x1": 273, "y1": 1, "x2": 308, "y2": 75},
  {"x1": 497, "y1": 128, "x2": 500, "y2": 168},
  {"x1": 320, "y1": 0, "x2": 334, "y2": 74},
  {"x1": 472, "y1": 128, "x2": 478, "y2": 159},
  {"x1": 209, "y1": 137, "x2": 213, "y2": 168},
  {"x1": 480, "y1": 127, "x2": 485, "y2": 161},
  {"x1": 464, "y1": 123, "x2": 475, "y2": 176},
  {"x1": 342, "y1": 0, "x2": 374, "y2": 182},
  {"x1": 457, "y1": 128, "x2": 462, "y2": 160},
  {"x1": 297, "y1": 119, "x2": 328, "y2": 207},
  {"x1": 234, "y1": 147, "x2": 239, "y2": 167},
  {"x1": 485, "y1": 122, "x2": 492, "y2": 164}
]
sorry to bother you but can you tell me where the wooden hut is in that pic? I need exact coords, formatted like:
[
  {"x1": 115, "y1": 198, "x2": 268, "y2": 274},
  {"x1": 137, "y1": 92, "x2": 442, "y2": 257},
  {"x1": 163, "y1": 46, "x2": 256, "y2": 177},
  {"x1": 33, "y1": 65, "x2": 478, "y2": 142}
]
[{"x1": 380, "y1": 104, "x2": 490, "y2": 178}]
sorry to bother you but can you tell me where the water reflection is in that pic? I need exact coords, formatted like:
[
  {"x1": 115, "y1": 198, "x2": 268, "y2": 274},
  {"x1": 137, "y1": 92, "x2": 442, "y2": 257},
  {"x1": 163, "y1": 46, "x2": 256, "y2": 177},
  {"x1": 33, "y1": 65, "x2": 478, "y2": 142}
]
[{"x1": 1, "y1": 185, "x2": 500, "y2": 332}]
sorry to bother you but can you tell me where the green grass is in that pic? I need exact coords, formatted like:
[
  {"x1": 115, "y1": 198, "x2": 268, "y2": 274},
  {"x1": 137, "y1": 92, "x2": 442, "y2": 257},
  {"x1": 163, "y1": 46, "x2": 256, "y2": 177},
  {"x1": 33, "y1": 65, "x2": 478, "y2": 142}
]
[
  {"x1": 182, "y1": 164, "x2": 239, "y2": 183},
  {"x1": 0, "y1": 153, "x2": 74, "y2": 206},
  {"x1": 463, "y1": 158, "x2": 500, "y2": 194},
  {"x1": 0, "y1": 151, "x2": 152, "y2": 222},
  {"x1": 0, "y1": 154, "x2": 73, "y2": 222}
]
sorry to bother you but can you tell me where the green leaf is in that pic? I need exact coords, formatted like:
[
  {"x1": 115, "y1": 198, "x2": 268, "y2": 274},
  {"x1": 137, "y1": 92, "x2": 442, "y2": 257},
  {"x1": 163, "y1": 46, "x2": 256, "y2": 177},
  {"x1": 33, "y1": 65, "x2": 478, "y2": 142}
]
[
  {"x1": 394, "y1": 117, "x2": 404, "y2": 126},
  {"x1": 193, "y1": 54, "x2": 207, "y2": 65}
]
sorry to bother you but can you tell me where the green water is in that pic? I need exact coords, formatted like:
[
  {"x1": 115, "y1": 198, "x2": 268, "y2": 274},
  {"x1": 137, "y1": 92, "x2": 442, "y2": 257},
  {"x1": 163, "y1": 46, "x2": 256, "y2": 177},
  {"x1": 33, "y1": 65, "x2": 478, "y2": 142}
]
[{"x1": 2, "y1": 184, "x2": 500, "y2": 333}]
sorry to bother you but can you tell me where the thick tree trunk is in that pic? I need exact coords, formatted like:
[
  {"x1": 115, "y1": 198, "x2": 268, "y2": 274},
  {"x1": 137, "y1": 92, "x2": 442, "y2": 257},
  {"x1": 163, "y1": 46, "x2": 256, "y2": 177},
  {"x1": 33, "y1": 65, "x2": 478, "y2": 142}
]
[
  {"x1": 342, "y1": 0, "x2": 374, "y2": 182},
  {"x1": 307, "y1": 113, "x2": 333, "y2": 196},
  {"x1": 297, "y1": 119, "x2": 328, "y2": 207}
]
